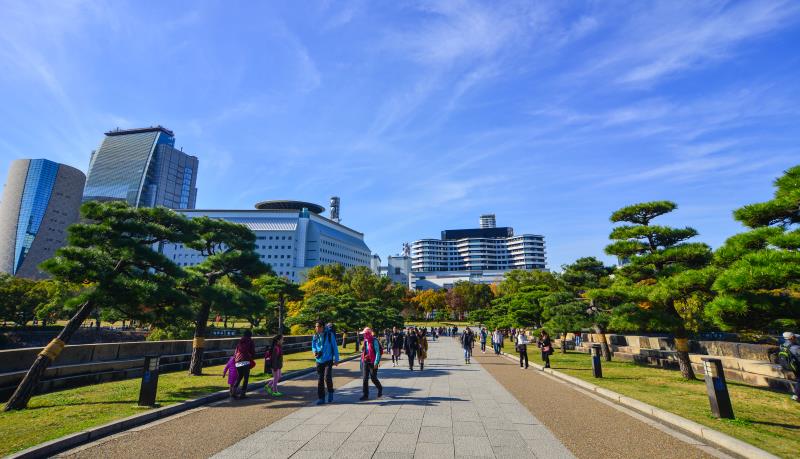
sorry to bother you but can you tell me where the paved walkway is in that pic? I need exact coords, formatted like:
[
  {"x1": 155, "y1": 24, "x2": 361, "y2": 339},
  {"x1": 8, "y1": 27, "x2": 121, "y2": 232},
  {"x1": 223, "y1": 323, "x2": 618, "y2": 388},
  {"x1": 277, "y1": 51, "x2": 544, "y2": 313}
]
[{"x1": 212, "y1": 339, "x2": 572, "y2": 459}]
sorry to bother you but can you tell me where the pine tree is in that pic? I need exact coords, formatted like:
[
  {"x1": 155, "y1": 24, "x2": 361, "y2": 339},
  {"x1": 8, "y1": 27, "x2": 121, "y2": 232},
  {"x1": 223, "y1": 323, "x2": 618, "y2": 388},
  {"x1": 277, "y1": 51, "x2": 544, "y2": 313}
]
[
  {"x1": 708, "y1": 165, "x2": 800, "y2": 332},
  {"x1": 604, "y1": 201, "x2": 713, "y2": 379},
  {"x1": 185, "y1": 217, "x2": 269, "y2": 375},
  {"x1": 4, "y1": 202, "x2": 193, "y2": 410}
]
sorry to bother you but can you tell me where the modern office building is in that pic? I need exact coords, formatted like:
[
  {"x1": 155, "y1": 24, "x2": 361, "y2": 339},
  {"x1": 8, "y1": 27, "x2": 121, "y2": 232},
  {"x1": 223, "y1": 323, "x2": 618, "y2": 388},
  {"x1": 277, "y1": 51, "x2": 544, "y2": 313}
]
[
  {"x1": 160, "y1": 200, "x2": 372, "y2": 282},
  {"x1": 386, "y1": 255, "x2": 412, "y2": 285},
  {"x1": 410, "y1": 215, "x2": 546, "y2": 290},
  {"x1": 83, "y1": 126, "x2": 198, "y2": 209},
  {"x1": 0, "y1": 159, "x2": 85, "y2": 279}
]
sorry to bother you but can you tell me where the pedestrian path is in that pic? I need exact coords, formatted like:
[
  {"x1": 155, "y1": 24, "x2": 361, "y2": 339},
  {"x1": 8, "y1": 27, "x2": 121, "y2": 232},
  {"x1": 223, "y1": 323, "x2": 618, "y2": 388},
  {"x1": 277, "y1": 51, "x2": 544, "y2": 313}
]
[{"x1": 212, "y1": 339, "x2": 573, "y2": 458}]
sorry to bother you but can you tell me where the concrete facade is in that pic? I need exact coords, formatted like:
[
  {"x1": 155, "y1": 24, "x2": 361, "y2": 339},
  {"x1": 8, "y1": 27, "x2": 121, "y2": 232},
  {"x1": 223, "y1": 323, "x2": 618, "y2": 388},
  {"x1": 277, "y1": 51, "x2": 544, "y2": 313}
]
[
  {"x1": 162, "y1": 203, "x2": 371, "y2": 282},
  {"x1": 0, "y1": 159, "x2": 85, "y2": 279}
]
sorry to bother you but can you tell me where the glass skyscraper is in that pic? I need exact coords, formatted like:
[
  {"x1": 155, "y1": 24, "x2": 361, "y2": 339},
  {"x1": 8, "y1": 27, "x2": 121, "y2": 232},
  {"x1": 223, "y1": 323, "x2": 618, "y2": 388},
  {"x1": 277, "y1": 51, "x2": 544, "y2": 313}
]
[
  {"x1": 83, "y1": 126, "x2": 198, "y2": 209},
  {"x1": 0, "y1": 159, "x2": 86, "y2": 278}
]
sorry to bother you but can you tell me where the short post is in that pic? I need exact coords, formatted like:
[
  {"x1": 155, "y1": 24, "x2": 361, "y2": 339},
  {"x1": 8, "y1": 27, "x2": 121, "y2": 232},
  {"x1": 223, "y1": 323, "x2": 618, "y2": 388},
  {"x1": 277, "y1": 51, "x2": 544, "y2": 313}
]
[
  {"x1": 591, "y1": 344, "x2": 603, "y2": 378},
  {"x1": 701, "y1": 357, "x2": 734, "y2": 419},
  {"x1": 138, "y1": 355, "x2": 160, "y2": 407}
]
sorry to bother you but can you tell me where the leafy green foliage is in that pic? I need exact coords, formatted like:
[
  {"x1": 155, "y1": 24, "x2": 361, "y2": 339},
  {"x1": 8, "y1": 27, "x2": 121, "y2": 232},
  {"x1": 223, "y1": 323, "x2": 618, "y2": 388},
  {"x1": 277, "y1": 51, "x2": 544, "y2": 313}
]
[{"x1": 708, "y1": 165, "x2": 800, "y2": 332}]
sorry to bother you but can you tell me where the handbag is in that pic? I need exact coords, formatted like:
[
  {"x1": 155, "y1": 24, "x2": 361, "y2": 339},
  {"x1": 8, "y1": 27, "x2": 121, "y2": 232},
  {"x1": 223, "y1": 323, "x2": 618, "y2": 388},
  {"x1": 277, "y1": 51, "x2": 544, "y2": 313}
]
[{"x1": 542, "y1": 345, "x2": 551, "y2": 354}]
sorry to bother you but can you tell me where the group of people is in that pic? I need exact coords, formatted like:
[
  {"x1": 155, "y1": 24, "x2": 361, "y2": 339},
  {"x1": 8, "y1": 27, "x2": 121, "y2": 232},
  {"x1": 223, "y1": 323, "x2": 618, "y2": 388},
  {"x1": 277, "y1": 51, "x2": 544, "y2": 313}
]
[
  {"x1": 221, "y1": 323, "x2": 557, "y2": 406},
  {"x1": 223, "y1": 329, "x2": 286, "y2": 399},
  {"x1": 385, "y1": 326, "x2": 429, "y2": 371}
]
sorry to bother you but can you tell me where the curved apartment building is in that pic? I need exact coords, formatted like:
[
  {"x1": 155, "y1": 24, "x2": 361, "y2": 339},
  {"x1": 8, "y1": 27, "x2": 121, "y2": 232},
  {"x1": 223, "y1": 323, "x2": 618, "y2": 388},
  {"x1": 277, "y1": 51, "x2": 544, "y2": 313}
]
[
  {"x1": 0, "y1": 159, "x2": 85, "y2": 279},
  {"x1": 409, "y1": 216, "x2": 546, "y2": 290}
]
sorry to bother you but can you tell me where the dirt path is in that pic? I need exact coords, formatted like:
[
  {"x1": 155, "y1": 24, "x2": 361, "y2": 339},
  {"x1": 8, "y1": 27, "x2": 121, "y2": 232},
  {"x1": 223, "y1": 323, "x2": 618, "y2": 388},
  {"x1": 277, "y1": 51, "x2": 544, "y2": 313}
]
[
  {"x1": 58, "y1": 360, "x2": 361, "y2": 459},
  {"x1": 472, "y1": 350, "x2": 726, "y2": 459}
]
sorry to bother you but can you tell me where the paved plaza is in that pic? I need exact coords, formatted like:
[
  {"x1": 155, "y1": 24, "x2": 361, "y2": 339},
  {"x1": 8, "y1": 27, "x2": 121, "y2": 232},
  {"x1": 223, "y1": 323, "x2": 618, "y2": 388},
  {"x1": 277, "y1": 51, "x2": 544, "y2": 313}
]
[{"x1": 212, "y1": 339, "x2": 573, "y2": 459}]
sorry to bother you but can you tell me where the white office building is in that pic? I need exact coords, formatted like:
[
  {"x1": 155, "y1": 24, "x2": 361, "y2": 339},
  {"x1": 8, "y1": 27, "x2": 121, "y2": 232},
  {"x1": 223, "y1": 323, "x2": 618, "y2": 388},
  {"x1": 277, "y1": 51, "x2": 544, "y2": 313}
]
[
  {"x1": 409, "y1": 215, "x2": 546, "y2": 290},
  {"x1": 161, "y1": 200, "x2": 371, "y2": 282}
]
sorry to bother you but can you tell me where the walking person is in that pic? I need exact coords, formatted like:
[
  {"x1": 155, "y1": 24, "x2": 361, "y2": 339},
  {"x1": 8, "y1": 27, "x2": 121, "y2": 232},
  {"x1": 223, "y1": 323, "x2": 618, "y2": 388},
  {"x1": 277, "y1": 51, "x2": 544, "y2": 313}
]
[
  {"x1": 492, "y1": 328, "x2": 503, "y2": 355},
  {"x1": 222, "y1": 355, "x2": 238, "y2": 399},
  {"x1": 779, "y1": 332, "x2": 800, "y2": 401},
  {"x1": 265, "y1": 334, "x2": 284, "y2": 396},
  {"x1": 517, "y1": 328, "x2": 529, "y2": 369},
  {"x1": 391, "y1": 326, "x2": 403, "y2": 367},
  {"x1": 538, "y1": 330, "x2": 553, "y2": 369},
  {"x1": 404, "y1": 327, "x2": 419, "y2": 370},
  {"x1": 360, "y1": 327, "x2": 383, "y2": 400},
  {"x1": 417, "y1": 328, "x2": 428, "y2": 370},
  {"x1": 461, "y1": 328, "x2": 474, "y2": 363},
  {"x1": 232, "y1": 330, "x2": 255, "y2": 399},
  {"x1": 480, "y1": 327, "x2": 488, "y2": 353},
  {"x1": 312, "y1": 321, "x2": 340, "y2": 405}
]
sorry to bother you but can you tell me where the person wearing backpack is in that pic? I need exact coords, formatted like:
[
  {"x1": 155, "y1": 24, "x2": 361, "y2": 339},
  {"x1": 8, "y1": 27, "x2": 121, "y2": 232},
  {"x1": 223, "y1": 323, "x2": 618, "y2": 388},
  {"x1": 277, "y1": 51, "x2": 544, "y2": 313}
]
[
  {"x1": 779, "y1": 332, "x2": 800, "y2": 401},
  {"x1": 312, "y1": 321, "x2": 340, "y2": 405},
  {"x1": 265, "y1": 334, "x2": 284, "y2": 396},
  {"x1": 360, "y1": 327, "x2": 383, "y2": 400}
]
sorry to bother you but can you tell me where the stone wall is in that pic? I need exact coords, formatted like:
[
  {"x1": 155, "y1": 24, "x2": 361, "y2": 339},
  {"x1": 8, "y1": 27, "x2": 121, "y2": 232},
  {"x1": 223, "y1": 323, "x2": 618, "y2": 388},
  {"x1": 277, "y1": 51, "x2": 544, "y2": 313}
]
[
  {"x1": 559, "y1": 333, "x2": 793, "y2": 392},
  {"x1": 0, "y1": 333, "x2": 356, "y2": 401}
]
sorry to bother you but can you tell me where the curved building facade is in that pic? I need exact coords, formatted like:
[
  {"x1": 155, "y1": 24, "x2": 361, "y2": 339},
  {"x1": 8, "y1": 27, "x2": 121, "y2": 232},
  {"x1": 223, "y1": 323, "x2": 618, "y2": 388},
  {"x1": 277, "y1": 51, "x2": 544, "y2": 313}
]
[
  {"x1": 83, "y1": 126, "x2": 198, "y2": 209},
  {"x1": 0, "y1": 159, "x2": 86, "y2": 279}
]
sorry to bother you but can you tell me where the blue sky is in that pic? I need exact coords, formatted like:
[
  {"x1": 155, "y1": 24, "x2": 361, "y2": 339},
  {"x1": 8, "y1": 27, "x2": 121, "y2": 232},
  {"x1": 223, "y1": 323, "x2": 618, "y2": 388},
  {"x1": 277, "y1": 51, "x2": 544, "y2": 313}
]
[{"x1": 0, "y1": 0, "x2": 798, "y2": 270}]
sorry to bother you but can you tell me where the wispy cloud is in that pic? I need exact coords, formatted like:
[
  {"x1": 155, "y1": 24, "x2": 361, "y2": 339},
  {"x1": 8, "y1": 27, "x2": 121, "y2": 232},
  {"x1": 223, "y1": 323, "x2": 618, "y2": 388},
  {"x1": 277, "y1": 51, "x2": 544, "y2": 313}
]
[{"x1": 583, "y1": 1, "x2": 800, "y2": 85}]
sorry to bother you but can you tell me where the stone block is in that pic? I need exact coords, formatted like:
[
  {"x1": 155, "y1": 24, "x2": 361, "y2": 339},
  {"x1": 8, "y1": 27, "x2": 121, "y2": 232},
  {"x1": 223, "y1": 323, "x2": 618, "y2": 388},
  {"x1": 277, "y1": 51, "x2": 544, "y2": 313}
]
[
  {"x1": 90, "y1": 343, "x2": 120, "y2": 361},
  {"x1": 57, "y1": 345, "x2": 95, "y2": 365},
  {"x1": 0, "y1": 347, "x2": 39, "y2": 371},
  {"x1": 737, "y1": 343, "x2": 776, "y2": 361}
]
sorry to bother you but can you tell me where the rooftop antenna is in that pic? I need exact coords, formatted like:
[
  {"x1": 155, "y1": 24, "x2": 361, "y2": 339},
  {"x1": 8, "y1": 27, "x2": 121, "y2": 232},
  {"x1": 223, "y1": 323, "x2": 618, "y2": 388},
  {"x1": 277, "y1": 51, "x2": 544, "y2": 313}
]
[
  {"x1": 330, "y1": 196, "x2": 340, "y2": 223},
  {"x1": 402, "y1": 242, "x2": 410, "y2": 257}
]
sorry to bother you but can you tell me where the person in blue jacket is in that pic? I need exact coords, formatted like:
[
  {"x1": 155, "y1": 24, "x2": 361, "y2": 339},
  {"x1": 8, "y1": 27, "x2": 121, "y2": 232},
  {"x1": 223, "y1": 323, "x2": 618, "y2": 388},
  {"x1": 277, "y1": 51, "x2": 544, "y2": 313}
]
[
  {"x1": 360, "y1": 327, "x2": 383, "y2": 401},
  {"x1": 312, "y1": 321, "x2": 340, "y2": 405}
]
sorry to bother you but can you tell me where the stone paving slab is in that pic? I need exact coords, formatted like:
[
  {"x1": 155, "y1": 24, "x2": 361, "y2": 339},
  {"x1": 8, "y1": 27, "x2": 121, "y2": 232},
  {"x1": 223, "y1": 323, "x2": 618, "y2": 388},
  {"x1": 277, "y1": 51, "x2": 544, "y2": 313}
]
[{"x1": 212, "y1": 339, "x2": 572, "y2": 458}]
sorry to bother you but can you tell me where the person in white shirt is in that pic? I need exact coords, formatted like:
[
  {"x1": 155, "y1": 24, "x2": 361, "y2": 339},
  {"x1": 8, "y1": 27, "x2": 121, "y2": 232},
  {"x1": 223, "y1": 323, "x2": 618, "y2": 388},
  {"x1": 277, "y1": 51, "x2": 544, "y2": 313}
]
[
  {"x1": 517, "y1": 329, "x2": 529, "y2": 369},
  {"x1": 492, "y1": 329, "x2": 503, "y2": 355}
]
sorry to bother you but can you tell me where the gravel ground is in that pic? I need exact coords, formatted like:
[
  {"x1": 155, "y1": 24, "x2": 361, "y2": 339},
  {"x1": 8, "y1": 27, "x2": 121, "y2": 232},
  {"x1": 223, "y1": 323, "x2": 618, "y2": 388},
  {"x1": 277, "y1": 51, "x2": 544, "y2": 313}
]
[
  {"x1": 57, "y1": 360, "x2": 361, "y2": 459},
  {"x1": 472, "y1": 350, "x2": 719, "y2": 459}
]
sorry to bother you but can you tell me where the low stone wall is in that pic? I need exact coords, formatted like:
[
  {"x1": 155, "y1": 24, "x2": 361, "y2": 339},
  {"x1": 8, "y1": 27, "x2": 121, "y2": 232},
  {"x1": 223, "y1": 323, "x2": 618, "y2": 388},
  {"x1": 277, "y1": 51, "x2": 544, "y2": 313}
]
[
  {"x1": 558, "y1": 333, "x2": 793, "y2": 393},
  {"x1": 0, "y1": 333, "x2": 357, "y2": 401}
]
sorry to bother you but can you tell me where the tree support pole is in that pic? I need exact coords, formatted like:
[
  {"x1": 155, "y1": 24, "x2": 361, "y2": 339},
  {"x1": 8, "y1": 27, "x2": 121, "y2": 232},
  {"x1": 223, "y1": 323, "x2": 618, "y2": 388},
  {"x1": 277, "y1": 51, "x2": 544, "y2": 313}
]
[{"x1": 4, "y1": 301, "x2": 93, "y2": 411}]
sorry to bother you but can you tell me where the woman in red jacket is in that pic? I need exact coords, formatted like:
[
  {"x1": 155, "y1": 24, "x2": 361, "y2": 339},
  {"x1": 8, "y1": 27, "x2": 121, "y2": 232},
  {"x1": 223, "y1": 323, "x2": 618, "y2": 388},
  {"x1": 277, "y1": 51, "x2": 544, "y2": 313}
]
[{"x1": 233, "y1": 330, "x2": 256, "y2": 399}]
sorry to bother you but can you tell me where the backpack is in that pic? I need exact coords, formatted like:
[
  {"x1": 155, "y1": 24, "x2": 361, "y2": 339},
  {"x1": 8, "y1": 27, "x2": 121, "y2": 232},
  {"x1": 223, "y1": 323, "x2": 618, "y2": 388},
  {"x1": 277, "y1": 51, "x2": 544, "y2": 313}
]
[{"x1": 778, "y1": 343, "x2": 799, "y2": 374}]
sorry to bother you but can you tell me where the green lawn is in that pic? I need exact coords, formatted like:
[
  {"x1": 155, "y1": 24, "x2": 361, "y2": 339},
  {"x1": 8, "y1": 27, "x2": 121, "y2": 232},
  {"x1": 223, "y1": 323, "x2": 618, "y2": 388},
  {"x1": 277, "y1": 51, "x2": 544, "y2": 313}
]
[
  {"x1": 526, "y1": 350, "x2": 800, "y2": 457},
  {"x1": 0, "y1": 346, "x2": 357, "y2": 456}
]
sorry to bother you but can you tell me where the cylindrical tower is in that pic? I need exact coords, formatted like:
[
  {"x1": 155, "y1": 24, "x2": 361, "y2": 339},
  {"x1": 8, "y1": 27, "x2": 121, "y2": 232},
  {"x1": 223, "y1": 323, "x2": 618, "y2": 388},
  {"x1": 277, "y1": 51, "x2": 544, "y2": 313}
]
[
  {"x1": 330, "y1": 196, "x2": 340, "y2": 222},
  {"x1": 479, "y1": 214, "x2": 496, "y2": 229},
  {"x1": 0, "y1": 159, "x2": 85, "y2": 279}
]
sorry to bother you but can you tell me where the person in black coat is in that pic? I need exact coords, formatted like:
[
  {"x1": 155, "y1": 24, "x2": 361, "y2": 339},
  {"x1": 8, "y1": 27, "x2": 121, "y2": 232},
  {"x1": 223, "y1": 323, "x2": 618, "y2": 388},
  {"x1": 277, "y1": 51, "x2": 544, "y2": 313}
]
[
  {"x1": 390, "y1": 327, "x2": 404, "y2": 367},
  {"x1": 403, "y1": 327, "x2": 419, "y2": 370},
  {"x1": 538, "y1": 330, "x2": 553, "y2": 368}
]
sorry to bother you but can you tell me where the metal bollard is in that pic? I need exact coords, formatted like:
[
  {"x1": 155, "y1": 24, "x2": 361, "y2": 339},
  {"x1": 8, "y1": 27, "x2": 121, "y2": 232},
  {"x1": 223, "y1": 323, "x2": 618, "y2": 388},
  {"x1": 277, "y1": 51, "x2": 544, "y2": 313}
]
[
  {"x1": 591, "y1": 344, "x2": 603, "y2": 378},
  {"x1": 138, "y1": 355, "x2": 161, "y2": 407},
  {"x1": 701, "y1": 357, "x2": 734, "y2": 419}
]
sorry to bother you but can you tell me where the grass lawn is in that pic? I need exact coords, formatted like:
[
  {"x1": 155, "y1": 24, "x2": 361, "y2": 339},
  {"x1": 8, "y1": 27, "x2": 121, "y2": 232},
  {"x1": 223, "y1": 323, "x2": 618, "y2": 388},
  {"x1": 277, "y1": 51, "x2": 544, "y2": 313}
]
[
  {"x1": 0, "y1": 346, "x2": 357, "y2": 457},
  {"x1": 524, "y1": 350, "x2": 800, "y2": 457}
]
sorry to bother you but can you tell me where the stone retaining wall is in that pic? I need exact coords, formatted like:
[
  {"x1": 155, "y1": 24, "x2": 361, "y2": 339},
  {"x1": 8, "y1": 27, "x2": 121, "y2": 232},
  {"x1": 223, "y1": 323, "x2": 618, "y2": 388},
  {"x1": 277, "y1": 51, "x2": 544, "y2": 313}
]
[
  {"x1": 556, "y1": 333, "x2": 794, "y2": 392},
  {"x1": 0, "y1": 333, "x2": 357, "y2": 401}
]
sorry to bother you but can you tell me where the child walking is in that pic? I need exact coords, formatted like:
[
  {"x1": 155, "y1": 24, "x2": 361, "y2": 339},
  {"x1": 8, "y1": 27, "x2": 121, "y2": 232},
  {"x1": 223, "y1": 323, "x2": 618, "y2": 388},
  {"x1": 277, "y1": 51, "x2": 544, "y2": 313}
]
[
  {"x1": 265, "y1": 334, "x2": 284, "y2": 396},
  {"x1": 223, "y1": 355, "x2": 238, "y2": 398}
]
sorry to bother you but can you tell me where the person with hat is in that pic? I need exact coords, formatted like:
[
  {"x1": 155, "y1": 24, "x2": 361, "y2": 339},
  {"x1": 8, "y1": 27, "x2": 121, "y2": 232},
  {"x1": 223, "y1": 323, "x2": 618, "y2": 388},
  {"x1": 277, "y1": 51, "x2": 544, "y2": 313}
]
[
  {"x1": 360, "y1": 327, "x2": 383, "y2": 401},
  {"x1": 779, "y1": 332, "x2": 800, "y2": 401}
]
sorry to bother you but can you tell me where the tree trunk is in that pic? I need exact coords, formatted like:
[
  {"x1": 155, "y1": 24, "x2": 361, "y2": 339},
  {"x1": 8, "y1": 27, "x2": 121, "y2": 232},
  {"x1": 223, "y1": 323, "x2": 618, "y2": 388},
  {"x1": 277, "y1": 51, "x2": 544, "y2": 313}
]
[
  {"x1": 592, "y1": 324, "x2": 612, "y2": 361},
  {"x1": 4, "y1": 300, "x2": 94, "y2": 411},
  {"x1": 561, "y1": 333, "x2": 568, "y2": 354},
  {"x1": 277, "y1": 294, "x2": 284, "y2": 334},
  {"x1": 674, "y1": 327, "x2": 695, "y2": 380},
  {"x1": 189, "y1": 303, "x2": 211, "y2": 375},
  {"x1": 224, "y1": 316, "x2": 228, "y2": 328}
]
